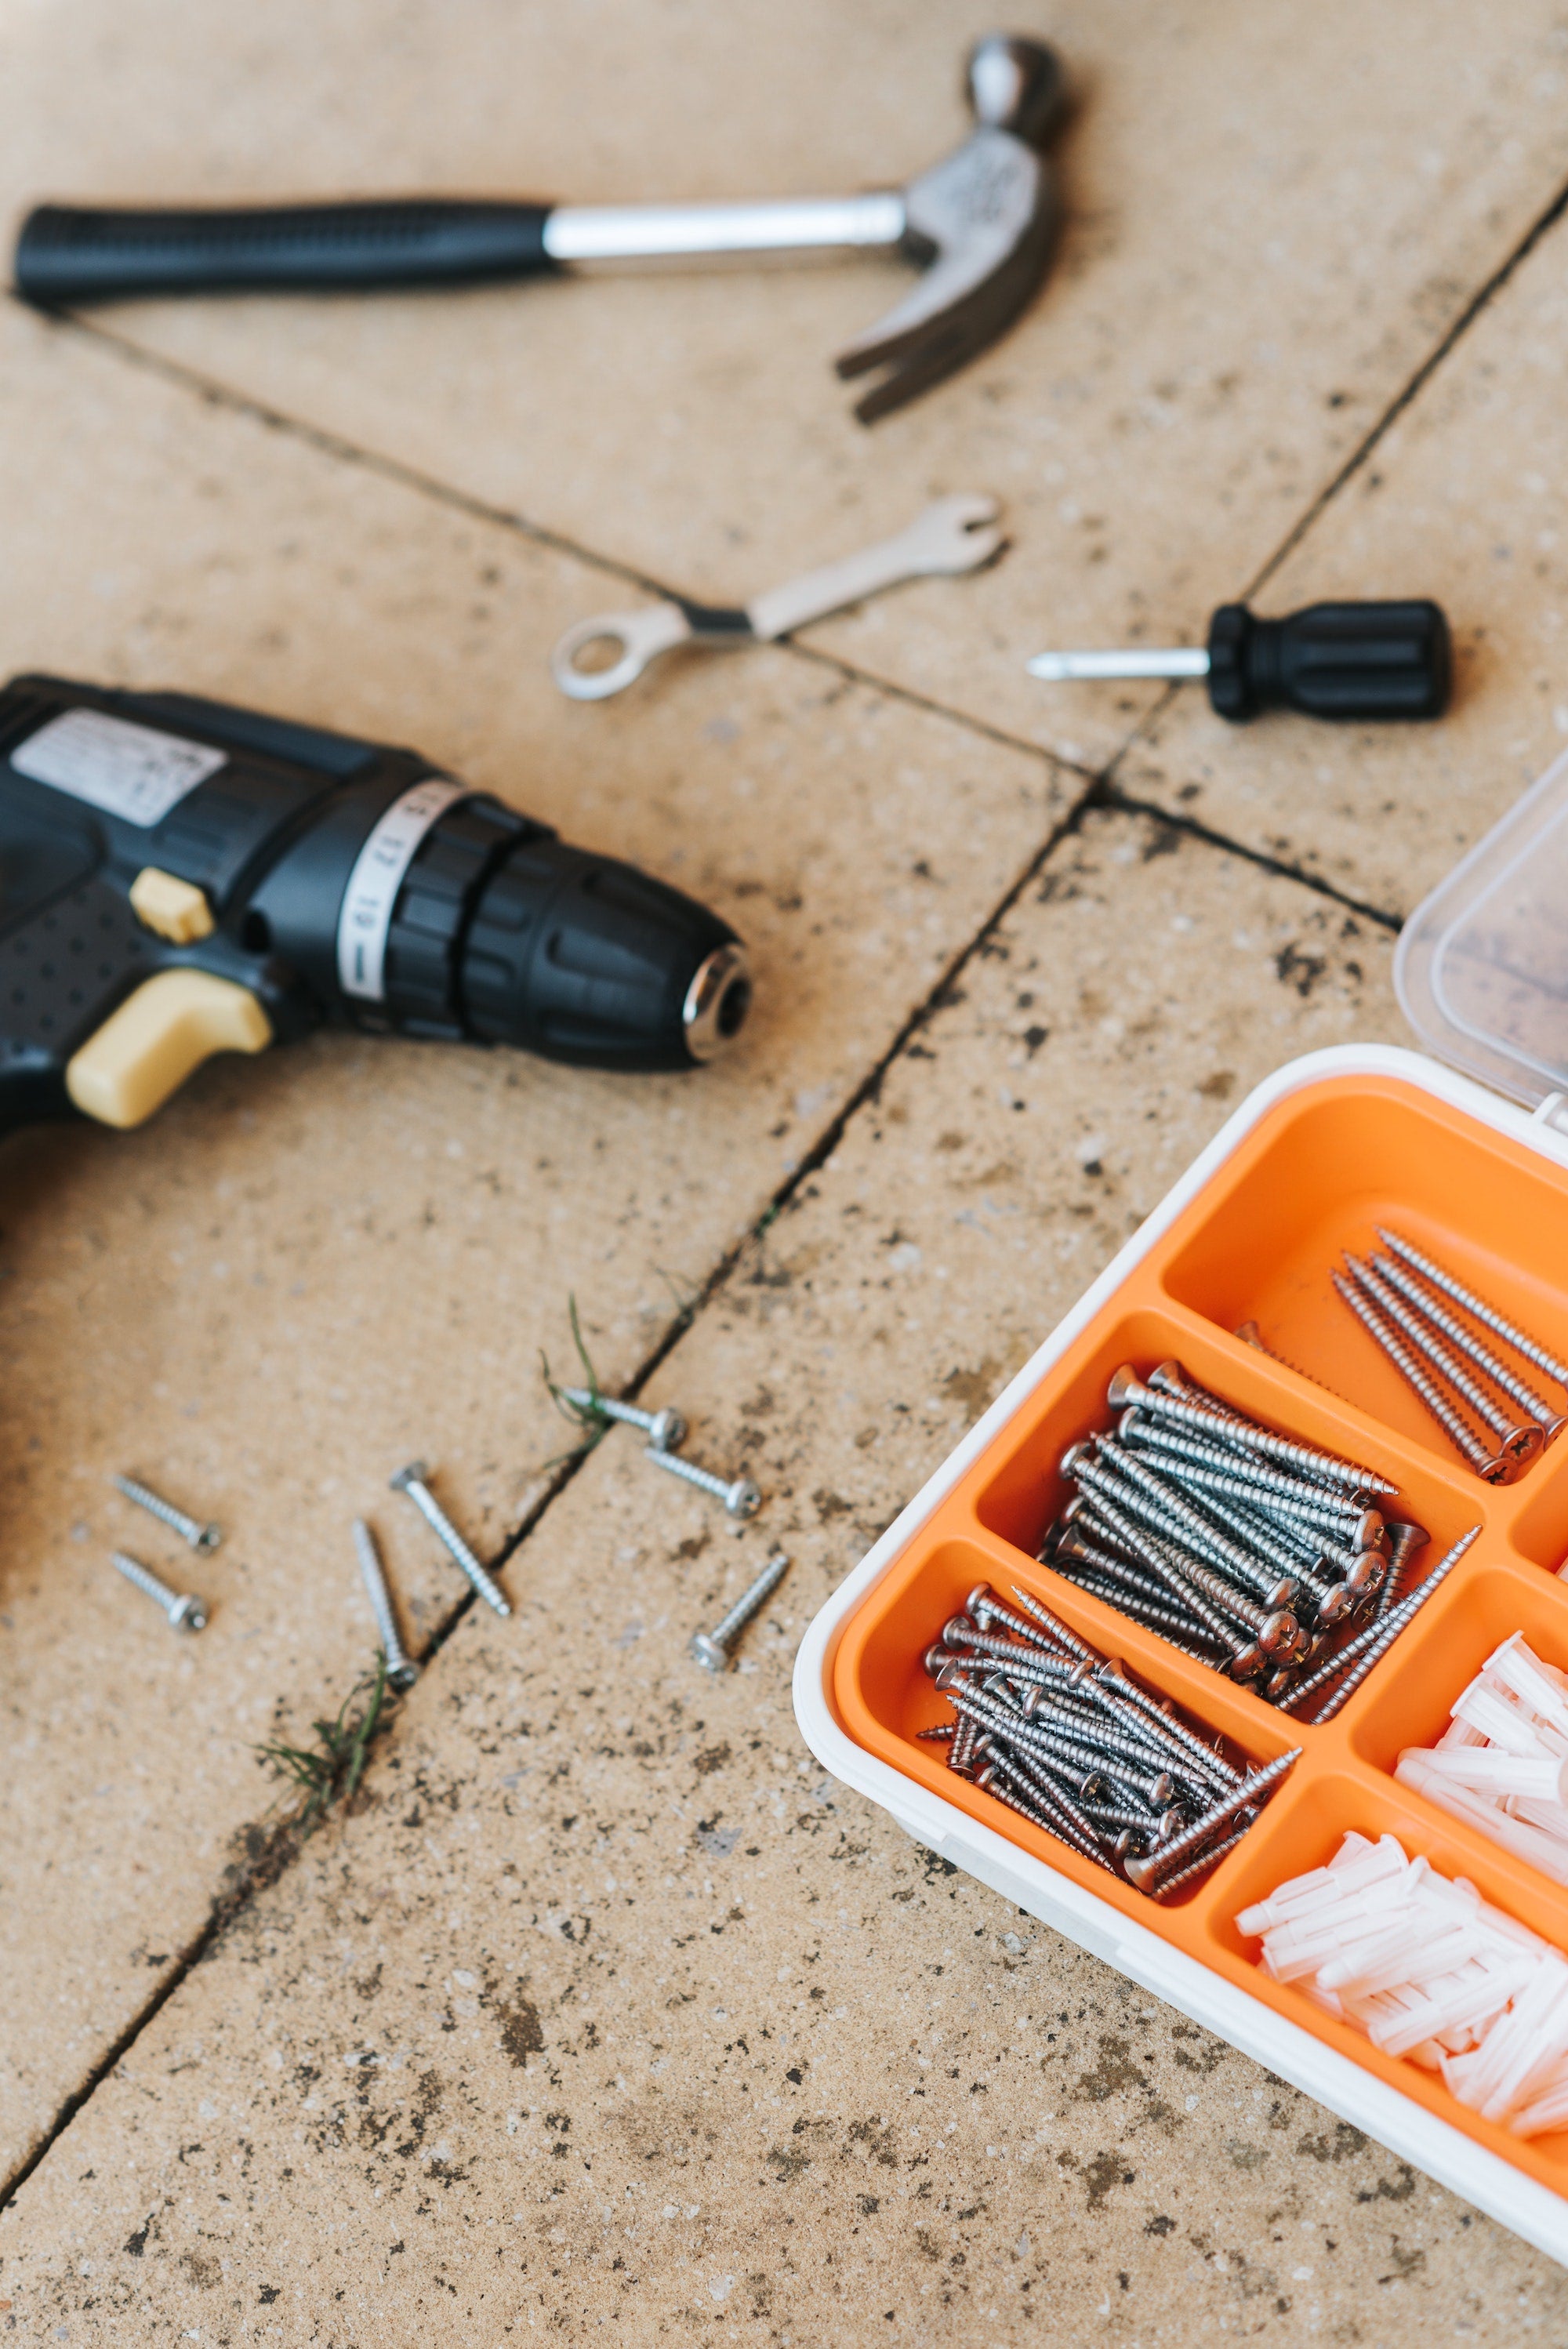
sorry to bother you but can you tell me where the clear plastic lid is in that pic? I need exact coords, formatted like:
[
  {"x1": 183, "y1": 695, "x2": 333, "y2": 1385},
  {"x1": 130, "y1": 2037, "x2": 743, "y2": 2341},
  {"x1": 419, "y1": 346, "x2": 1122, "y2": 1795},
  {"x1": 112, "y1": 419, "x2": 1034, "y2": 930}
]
[{"x1": 1396, "y1": 743, "x2": 1568, "y2": 1108}]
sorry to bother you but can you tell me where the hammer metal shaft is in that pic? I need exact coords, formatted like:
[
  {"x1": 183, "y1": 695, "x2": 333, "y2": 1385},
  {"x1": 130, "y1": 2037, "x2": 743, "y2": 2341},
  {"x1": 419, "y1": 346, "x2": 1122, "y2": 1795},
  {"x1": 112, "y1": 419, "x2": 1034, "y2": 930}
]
[{"x1": 543, "y1": 193, "x2": 906, "y2": 266}]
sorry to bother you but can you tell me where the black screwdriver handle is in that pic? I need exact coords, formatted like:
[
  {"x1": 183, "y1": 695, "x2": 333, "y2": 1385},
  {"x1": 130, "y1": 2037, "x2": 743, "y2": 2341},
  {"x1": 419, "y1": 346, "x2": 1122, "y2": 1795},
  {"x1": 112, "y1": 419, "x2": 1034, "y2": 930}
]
[
  {"x1": 1207, "y1": 600, "x2": 1451, "y2": 723},
  {"x1": 14, "y1": 198, "x2": 559, "y2": 306}
]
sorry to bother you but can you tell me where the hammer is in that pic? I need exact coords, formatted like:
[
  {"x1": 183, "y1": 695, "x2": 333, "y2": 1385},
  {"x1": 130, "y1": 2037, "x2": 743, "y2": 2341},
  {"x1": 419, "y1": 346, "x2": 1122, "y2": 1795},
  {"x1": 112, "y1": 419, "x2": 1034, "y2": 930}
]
[{"x1": 13, "y1": 34, "x2": 1066, "y2": 422}]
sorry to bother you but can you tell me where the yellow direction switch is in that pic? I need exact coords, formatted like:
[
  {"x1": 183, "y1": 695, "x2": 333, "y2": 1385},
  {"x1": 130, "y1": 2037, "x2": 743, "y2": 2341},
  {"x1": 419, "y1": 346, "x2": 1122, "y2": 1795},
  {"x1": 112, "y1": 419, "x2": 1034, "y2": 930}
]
[{"x1": 129, "y1": 866, "x2": 214, "y2": 945}]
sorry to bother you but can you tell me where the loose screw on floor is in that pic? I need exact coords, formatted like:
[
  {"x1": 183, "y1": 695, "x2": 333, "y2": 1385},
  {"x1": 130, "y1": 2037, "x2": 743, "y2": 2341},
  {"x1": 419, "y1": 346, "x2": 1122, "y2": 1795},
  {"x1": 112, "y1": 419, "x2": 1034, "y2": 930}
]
[
  {"x1": 390, "y1": 1461, "x2": 511, "y2": 1617},
  {"x1": 689, "y1": 1549, "x2": 789, "y2": 1671},
  {"x1": 354, "y1": 1519, "x2": 419, "y2": 1690},
  {"x1": 111, "y1": 1548, "x2": 207, "y2": 1632},
  {"x1": 113, "y1": 1472, "x2": 221, "y2": 1554},
  {"x1": 646, "y1": 1443, "x2": 760, "y2": 1519},
  {"x1": 557, "y1": 1385, "x2": 687, "y2": 1452}
]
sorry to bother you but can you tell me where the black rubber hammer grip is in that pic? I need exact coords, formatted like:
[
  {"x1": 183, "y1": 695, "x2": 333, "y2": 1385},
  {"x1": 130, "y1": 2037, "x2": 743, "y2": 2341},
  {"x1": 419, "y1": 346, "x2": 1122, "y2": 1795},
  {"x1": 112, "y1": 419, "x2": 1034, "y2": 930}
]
[{"x1": 15, "y1": 198, "x2": 558, "y2": 303}]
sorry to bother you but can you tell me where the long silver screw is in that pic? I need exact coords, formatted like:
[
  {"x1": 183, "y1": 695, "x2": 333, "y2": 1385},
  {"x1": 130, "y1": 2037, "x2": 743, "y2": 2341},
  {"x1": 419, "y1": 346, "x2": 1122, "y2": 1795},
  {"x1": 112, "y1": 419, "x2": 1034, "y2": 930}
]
[
  {"x1": 1094, "y1": 1657, "x2": 1244, "y2": 1790},
  {"x1": 1125, "y1": 1748, "x2": 1300, "y2": 1892},
  {"x1": 1280, "y1": 1524, "x2": 1479, "y2": 1718},
  {"x1": 1331, "y1": 1272, "x2": 1504, "y2": 1479},
  {"x1": 390, "y1": 1461, "x2": 511, "y2": 1617},
  {"x1": 1150, "y1": 1822, "x2": 1251, "y2": 1901},
  {"x1": 113, "y1": 1473, "x2": 221, "y2": 1555},
  {"x1": 1370, "y1": 1254, "x2": 1566, "y2": 1439},
  {"x1": 689, "y1": 1548, "x2": 789, "y2": 1670},
  {"x1": 1347, "y1": 1255, "x2": 1541, "y2": 1470},
  {"x1": 1106, "y1": 1367, "x2": 1397, "y2": 1495},
  {"x1": 558, "y1": 1385, "x2": 686, "y2": 1451},
  {"x1": 1065, "y1": 1497, "x2": 1258, "y2": 1666},
  {"x1": 1122, "y1": 1410, "x2": 1374, "y2": 1515},
  {"x1": 1375, "y1": 1519, "x2": 1429, "y2": 1620},
  {"x1": 1307, "y1": 1527, "x2": 1480, "y2": 1724},
  {"x1": 647, "y1": 1443, "x2": 760, "y2": 1519},
  {"x1": 1377, "y1": 1229, "x2": 1568, "y2": 1389},
  {"x1": 353, "y1": 1519, "x2": 419, "y2": 1690},
  {"x1": 969, "y1": 1579, "x2": 1087, "y2": 1659},
  {"x1": 111, "y1": 1548, "x2": 207, "y2": 1632}
]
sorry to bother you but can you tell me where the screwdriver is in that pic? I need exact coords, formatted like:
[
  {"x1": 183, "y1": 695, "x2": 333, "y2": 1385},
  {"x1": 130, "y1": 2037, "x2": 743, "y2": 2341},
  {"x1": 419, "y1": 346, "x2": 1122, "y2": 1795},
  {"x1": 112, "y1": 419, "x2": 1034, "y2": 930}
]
[{"x1": 1028, "y1": 599, "x2": 1451, "y2": 722}]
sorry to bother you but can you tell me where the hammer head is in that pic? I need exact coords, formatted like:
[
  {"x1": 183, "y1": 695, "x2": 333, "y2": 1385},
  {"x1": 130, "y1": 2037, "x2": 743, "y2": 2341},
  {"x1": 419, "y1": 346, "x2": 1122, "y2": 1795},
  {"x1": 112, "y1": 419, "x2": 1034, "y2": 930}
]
[{"x1": 836, "y1": 34, "x2": 1066, "y2": 422}]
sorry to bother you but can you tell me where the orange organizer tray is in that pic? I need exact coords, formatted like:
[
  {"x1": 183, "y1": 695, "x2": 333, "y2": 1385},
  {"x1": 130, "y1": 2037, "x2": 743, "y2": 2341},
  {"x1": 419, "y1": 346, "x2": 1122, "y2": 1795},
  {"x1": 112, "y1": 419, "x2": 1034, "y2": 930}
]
[{"x1": 795, "y1": 1046, "x2": 1568, "y2": 2265}]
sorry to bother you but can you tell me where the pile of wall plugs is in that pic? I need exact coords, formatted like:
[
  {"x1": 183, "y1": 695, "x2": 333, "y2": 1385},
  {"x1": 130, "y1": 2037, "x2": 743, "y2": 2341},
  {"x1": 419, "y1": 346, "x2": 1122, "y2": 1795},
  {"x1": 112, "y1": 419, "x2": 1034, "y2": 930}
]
[
  {"x1": 1238, "y1": 1831, "x2": 1568, "y2": 2135},
  {"x1": 1396, "y1": 1633, "x2": 1568, "y2": 1888}
]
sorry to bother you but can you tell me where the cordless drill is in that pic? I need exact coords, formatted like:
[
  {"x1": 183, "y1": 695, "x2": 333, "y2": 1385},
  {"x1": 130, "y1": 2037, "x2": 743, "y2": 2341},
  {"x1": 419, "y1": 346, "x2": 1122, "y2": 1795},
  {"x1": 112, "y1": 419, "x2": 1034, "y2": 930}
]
[{"x1": 0, "y1": 674, "x2": 751, "y2": 1137}]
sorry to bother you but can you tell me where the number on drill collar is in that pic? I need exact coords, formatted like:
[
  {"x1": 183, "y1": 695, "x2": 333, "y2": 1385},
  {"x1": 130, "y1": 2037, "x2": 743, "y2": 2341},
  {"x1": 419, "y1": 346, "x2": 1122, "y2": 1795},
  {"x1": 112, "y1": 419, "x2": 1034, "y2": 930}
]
[{"x1": 336, "y1": 775, "x2": 470, "y2": 1003}]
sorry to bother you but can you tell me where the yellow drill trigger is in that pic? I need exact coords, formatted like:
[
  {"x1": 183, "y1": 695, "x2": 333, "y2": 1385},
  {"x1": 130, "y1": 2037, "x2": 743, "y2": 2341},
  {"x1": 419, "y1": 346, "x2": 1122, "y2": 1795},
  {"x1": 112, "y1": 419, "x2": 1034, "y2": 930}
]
[{"x1": 65, "y1": 969, "x2": 271, "y2": 1129}]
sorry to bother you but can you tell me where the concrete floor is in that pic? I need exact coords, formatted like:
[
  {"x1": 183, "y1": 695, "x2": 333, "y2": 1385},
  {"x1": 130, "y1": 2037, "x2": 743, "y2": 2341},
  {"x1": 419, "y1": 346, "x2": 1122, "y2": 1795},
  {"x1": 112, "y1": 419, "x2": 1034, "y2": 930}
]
[{"x1": 2, "y1": 3, "x2": 1568, "y2": 2338}]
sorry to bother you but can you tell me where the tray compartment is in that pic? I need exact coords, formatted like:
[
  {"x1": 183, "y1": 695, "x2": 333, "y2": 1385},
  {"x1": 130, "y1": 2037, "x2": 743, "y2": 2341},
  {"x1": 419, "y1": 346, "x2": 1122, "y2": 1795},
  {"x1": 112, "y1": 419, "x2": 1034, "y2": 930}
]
[
  {"x1": 1159, "y1": 1076, "x2": 1568, "y2": 1483},
  {"x1": 1348, "y1": 1552, "x2": 1568, "y2": 1778},
  {"x1": 1504, "y1": 1459, "x2": 1568, "y2": 1575},
  {"x1": 835, "y1": 1533, "x2": 1310, "y2": 1914},
  {"x1": 968, "y1": 1309, "x2": 1492, "y2": 1625},
  {"x1": 1203, "y1": 1768, "x2": 1568, "y2": 2186}
]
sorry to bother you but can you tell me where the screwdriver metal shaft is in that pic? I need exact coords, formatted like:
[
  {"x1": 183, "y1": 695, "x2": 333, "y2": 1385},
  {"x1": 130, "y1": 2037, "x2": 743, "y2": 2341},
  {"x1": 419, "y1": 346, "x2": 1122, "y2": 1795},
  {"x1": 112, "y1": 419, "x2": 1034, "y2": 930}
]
[{"x1": 1029, "y1": 647, "x2": 1210, "y2": 681}]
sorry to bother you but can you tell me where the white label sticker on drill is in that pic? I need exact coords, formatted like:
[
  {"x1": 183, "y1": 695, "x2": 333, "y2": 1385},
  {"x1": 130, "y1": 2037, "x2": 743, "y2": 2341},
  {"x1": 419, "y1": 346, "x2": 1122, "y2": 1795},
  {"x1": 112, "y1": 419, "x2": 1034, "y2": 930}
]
[
  {"x1": 10, "y1": 707, "x2": 227, "y2": 826},
  {"x1": 336, "y1": 775, "x2": 470, "y2": 1003}
]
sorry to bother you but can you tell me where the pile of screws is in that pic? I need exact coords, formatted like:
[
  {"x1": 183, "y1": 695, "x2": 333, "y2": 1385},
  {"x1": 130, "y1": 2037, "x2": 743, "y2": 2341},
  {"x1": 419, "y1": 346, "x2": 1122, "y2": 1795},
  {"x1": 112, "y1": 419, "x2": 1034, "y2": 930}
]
[
  {"x1": 1330, "y1": 1229, "x2": 1568, "y2": 1484},
  {"x1": 557, "y1": 1381, "x2": 762, "y2": 1520},
  {"x1": 1043, "y1": 1360, "x2": 1481, "y2": 1723},
  {"x1": 920, "y1": 1578, "x2": 1298, "y2": 1897}
]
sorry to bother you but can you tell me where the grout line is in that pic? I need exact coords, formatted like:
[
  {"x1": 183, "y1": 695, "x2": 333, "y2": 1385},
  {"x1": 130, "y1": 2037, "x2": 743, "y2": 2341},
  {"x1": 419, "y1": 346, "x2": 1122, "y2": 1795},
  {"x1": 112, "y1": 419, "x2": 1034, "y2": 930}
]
[
  {"x1": 1242, "y1": 165, "x2": 1568, "y2": 601},
  {"x1": 1098, "y1": 786, "x2": 1403, "y2": 933},
  {"x1": 1098, "y1": 159, "x2": 1568, "y2": 804}
]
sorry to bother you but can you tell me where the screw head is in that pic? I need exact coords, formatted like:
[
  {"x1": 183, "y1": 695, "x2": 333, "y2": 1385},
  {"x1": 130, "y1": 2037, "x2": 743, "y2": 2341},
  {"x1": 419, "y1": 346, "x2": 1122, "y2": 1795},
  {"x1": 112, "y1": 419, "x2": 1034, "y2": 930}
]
[
  {"x1": 648, "y1": 1408, "x2": 687, "y2": 1452},
  {"x1": 1105, "y1": 1365, "x2": 1138, "y2": 1410},
  {"x1": 688, "y1": 1630, "x2": 730, "y2": 1672},
  {"x1": 387, "y1": 1660, "x2": 422, "y2": 1691},
  {"x1": 724, "y1": 1477, "x2": 762, "y2": 1520},
  {"x1": 1258, "y1": 1610, "x2": 1302, "y2": 1658},
  {"x1": 169, "y1": 1595, "x2": 208, "y2": 1632},
  {"x1": 195, "y1": 1521, "x2": 223, "y2": 1555},
  {"x1": 390, "y1": 1460, "x2": 429, "y2": 1493}
]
